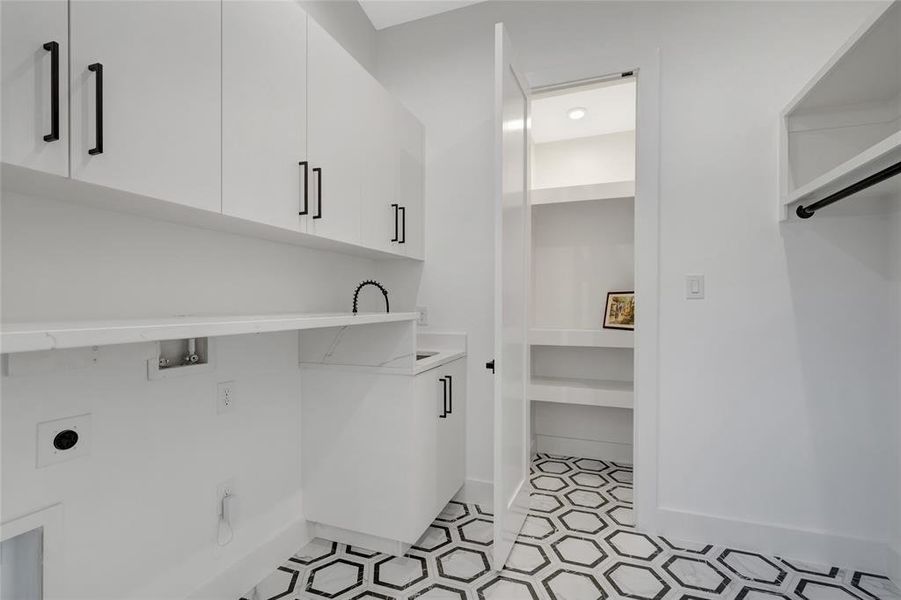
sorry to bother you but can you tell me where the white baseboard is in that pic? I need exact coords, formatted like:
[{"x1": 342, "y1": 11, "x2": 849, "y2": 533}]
[
  {"x1": 454, "y1": 478, "x2": 493, "y2": 510},
  {"x1": 129, "y1": 492, "x2": 308, "y2": 600},
  {"x1": 311, "y1": 522, "x2": 410, "y2": 557},
  {"x1": 657, "y1": 507, "x2": 896, "y2": 575},
  {"x1": 186, "y1": 517, "x2": 310, "y2": 600},
  {"x1": 535, "y1": 434, "x2": 632, "y2": 463}
]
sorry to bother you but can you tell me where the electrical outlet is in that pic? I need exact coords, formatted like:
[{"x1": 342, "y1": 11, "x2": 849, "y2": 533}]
[
  {"x1": 416, "y1": 306, "x2": 428, "y2": 327},
  {"x1": 37, "y1": 414, "x2": 92, "y2": 468},
  {"x1": 217, "y1": 381, "x2": 236, "y2": 414}
]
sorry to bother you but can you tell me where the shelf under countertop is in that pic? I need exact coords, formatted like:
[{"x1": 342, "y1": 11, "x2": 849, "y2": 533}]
[{"x1": 1, "y1": 312, "x2": 419, "y2": 354}]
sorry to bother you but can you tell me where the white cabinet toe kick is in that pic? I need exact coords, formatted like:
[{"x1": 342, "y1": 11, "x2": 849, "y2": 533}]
[{"x1": 300, "y1": 326, "x2": 467, "y2": 555}]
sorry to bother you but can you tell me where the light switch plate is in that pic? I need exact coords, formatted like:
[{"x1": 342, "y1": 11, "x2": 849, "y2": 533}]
[
  {"x1": 686, "y1": 274, "x2": 705, "y2": 299},
  {"x1": 37, "y1": 414, "x2": 92, "y2": 468}
]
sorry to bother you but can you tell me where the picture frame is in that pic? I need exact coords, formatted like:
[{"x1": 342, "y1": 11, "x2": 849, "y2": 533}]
[{"x1": 603, "y1": 291, "x2": 635, "y2": 330}]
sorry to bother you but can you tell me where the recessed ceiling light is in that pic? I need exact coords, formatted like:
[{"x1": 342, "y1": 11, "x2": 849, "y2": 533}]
[{"x1": 567, "y1": 107, "x2": 587, "y2": 120}]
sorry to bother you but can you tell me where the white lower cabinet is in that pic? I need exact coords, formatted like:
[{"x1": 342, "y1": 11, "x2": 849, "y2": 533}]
[{"x1": 301, "y1": 358, "x2": 465, "y2": 554}]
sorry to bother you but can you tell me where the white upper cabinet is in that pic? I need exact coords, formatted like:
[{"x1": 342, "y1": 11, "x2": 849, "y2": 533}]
[
  {"x1": 360, "y1": 80, "x2": 400, "y2": 253},
  {"x1": 396, "y1": 104, "x2": 425, "y2": 259},
  {"x1": 1, "y1": 3, "x2": 424, "y2": 259},
  {"x1": 1, "y1": 1, "x2": 69, "y2": 177},
  {"x1": 306, "y1": 18, "x2": 363, "y2": 245},
  {"x1": 222, "y1": 1, "x2": 308, "y2": 232},
  {"x1": 69, "y1": 0, "x2": 221, "y2": 213},
  {"x1": 307, "y1": 19, "x2": 425, "y2": 256}
]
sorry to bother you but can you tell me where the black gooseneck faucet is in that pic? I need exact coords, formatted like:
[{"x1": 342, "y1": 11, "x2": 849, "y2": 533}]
[{"x1": 352, "y1": 280, "x2": 390, "y2": 314}]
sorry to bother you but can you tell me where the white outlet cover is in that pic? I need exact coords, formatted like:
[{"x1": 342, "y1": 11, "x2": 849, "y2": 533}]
[
  {"x1": 217, "y1": 381, "x2": 236, "y2": 414},
  {"x1": 37, "y1": 414, "x2": 92, "y2": 468},
  {"x1": 416, "y1": 306, "x2": 428, "y2": 327}
]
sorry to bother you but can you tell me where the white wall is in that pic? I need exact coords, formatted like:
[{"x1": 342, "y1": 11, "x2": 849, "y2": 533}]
[
  {"x1": 1, "y1": 332, "x2": 304, "y2": 599},
  {"x1": 375, "y1": 0, "x2": 899, "y2": 568},
  {"x1": 532, "y1": 131, "x2": 635, "y2": 189},
  {"x1": 0, "y1": 192, "x2": 403, "y2": 321},
  {"x1": 299, "y1": 0, "x2": 378, "y2": 75},
  {"x1": 531, "y1": 199, "x2": 634, "y2": 329}
]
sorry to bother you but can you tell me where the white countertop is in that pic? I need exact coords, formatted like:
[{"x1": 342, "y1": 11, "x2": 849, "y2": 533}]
[
  {"x1": 1, "y1": 312, "x2": 418, "y2": 354},
  {"x1": 413, "y1": 349, "x2": 466, "y2": 374},
  {"x1": 414, "y1": 331, "x2": 467, "y2": 374}
]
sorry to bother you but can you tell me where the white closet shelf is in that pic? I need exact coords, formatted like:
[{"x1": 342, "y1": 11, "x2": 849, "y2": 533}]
[
  {"x1": 529, "y1": 328, "x2": 634, "y2": 349},
  {"x1": 0, "y1": 312, "x2": 418, "y2": 354},
  {"x1": 783, "y1": 132, "x2": 901, "y2": 208},
  {"x1": 530, "y1": 376, "x2": 633, "y2": 409},
  {"x1": 531, "y1": 180, "x2": 635, "y2": 206}
]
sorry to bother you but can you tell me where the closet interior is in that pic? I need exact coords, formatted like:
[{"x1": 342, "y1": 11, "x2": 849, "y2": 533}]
[{"x1": 529, "y1": 76, "x2": 637, "y2": 465}]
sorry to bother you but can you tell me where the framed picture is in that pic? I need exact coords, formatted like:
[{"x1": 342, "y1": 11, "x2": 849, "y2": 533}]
[{"x1": 603, "y1": 291, "x2": 635, "y2": 330}]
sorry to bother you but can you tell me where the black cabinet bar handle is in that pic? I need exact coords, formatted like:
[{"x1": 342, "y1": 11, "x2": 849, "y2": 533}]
[
  {"x1": 391, "y1": 204, "x2": 399, "y2": 242},
  {"x1": 312, "y1": 167, "x2": 322, "y2": 219},
  {"x1": 88, "y1": 63, "x2": 103, "y2": 155},
  {"x1": 298, "y1": 161, "x2": 309, "y2": 215},
  {"x1": 439, "y1": 377, "x2": 448, "y2": 418},
  {"x1": 446, "y1": 375, "x2": 453, "y2": 414},
  {"x1": 43, "y1": 41, "x2": 60, "y2": 142},
  {"x1": 399, "y1": 205, "x2": 406, "y2": 244}
]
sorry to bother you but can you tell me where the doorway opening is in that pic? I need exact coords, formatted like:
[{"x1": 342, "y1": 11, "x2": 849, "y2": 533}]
[{"x1": 528, "y1": 74, "x2": 638, "y2": 477}]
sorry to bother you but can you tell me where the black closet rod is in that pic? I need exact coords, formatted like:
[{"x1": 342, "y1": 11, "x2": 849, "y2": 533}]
[{"x1": 796, "y1": 159, "x2": 901, "y2": 219}]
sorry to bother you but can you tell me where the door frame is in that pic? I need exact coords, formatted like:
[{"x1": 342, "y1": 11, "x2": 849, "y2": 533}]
[{"x1": 526, "y1": 49, "x2": 662, "y2": 532}]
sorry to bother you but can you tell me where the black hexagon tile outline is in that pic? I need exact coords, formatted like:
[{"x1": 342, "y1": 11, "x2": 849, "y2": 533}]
[
  {"x1": 305, "y1": 558, "x2": 365, "y2": 599},
  {"x1": 717, "y1": 548, "x2": 787, "y2": 586},
  {"x1": 542, "y1": 568, "x2": 606, "y2": 600},
  {"x1": 373, "y1": 554, "x2": 429, "y2": 591},
  {"x1": 661, "y1": 555, "x2": 731, "y2": 595},
  {"x1": 240, "y1": 455, "x2": 899, "y2": 600},
  {"x1": 435, "y1": 546, "x2": 491, "y2": 583}
]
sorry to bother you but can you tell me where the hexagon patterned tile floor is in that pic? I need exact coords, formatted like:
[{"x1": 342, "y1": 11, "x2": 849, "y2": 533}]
[{"x1": 241, "y1": 454, "x2": 901, "y2": 600}]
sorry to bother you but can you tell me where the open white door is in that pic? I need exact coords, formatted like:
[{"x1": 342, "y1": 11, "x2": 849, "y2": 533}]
[{"x1": 492, "y1": 22, "x2": 531, "y2": 571}]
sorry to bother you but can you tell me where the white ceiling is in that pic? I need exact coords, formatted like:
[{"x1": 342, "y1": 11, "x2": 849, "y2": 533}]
[
  {"x1": 531, "y1": 80, "x2": 636, "y2": 144},
  {"x1": 357, "y1": 0, "x2": 485, "y2": 30}
]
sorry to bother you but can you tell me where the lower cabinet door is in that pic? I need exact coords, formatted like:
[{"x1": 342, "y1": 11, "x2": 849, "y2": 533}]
[
  {"x1": 302, "y1": 369, "x2": 438, "y2": 545},
  {"x1": 435, "y1": 359, "x2": 466, "y2": 505}
]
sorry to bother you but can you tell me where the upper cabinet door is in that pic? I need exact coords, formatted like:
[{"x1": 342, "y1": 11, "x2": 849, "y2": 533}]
[
  {"x1": 396, "y1": 104, "x2": 425, "y2": 259},
  {"x1": 1, "y1": 1, "x2": 69, "y2": 177},
  {"x1": 359, "y1": 80, "x2": 399, "y2": 253},
  {"x1": 306, "y1": 19, "x2": 363, "y2": 245},
  {"x1": 222, "y1": 1, "x2": 308, "y2": 232},
  {"x1": 69, "y1": 0, "x2": 220, "y2": 213}
]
